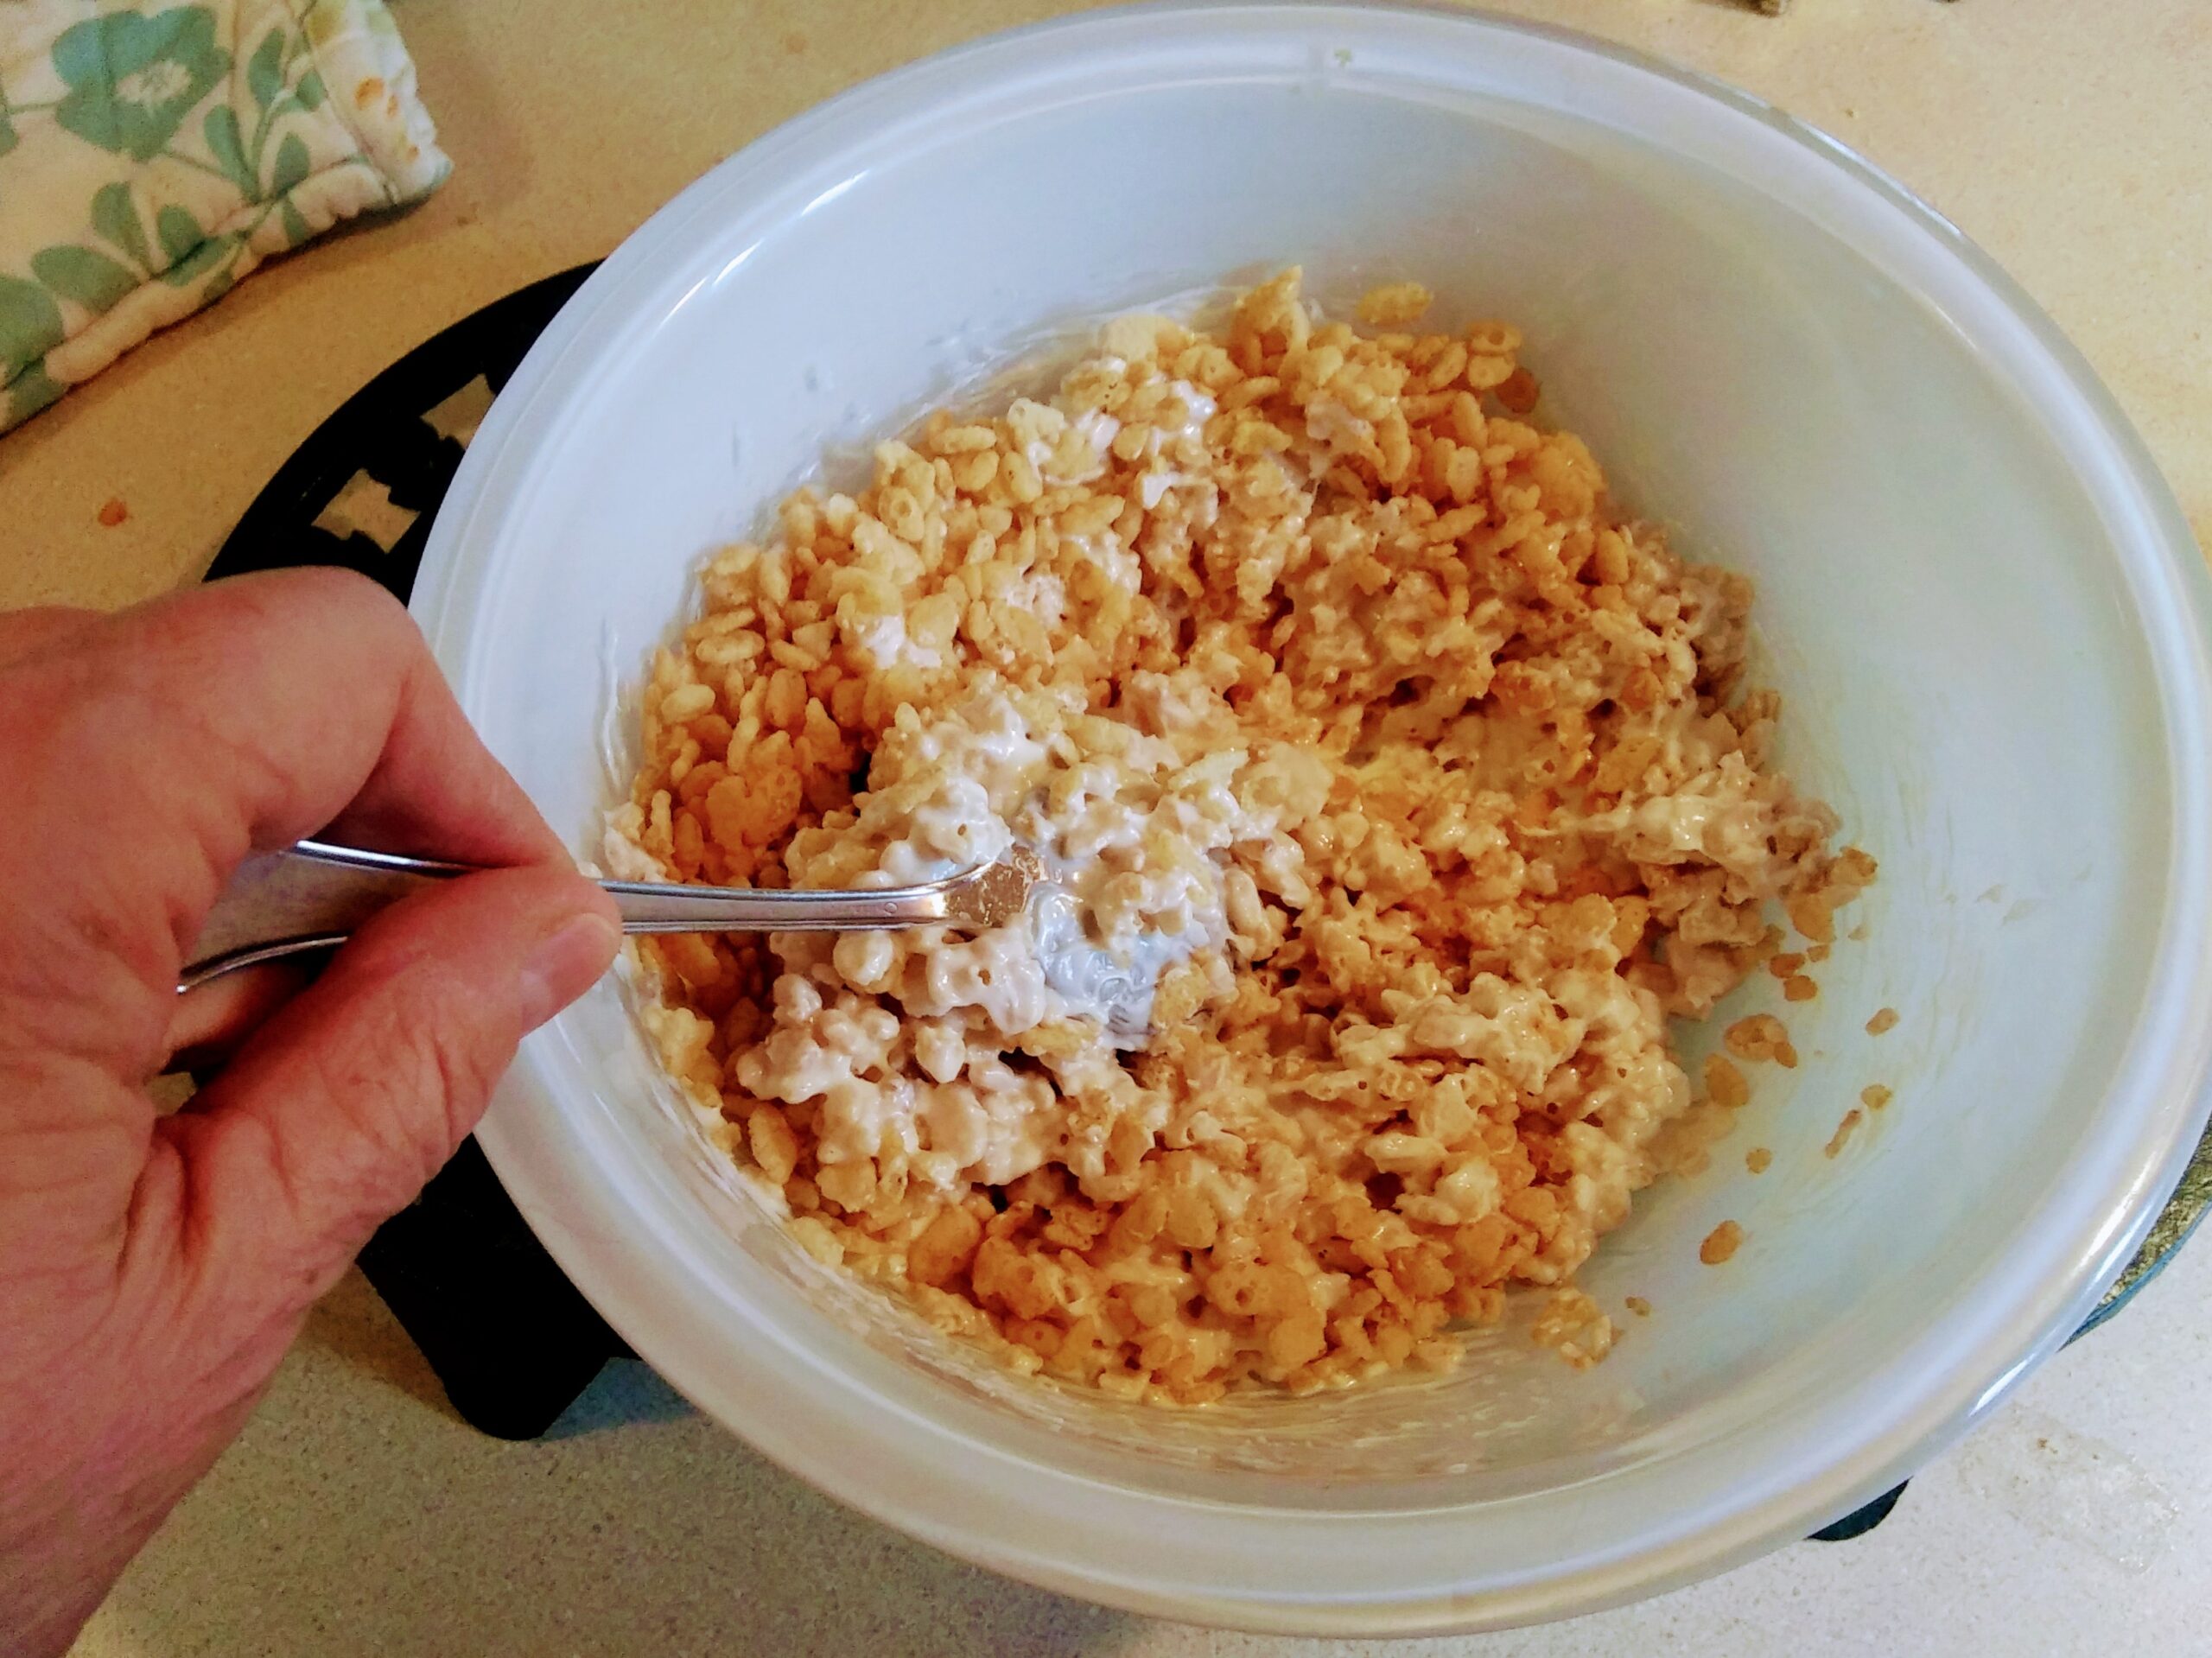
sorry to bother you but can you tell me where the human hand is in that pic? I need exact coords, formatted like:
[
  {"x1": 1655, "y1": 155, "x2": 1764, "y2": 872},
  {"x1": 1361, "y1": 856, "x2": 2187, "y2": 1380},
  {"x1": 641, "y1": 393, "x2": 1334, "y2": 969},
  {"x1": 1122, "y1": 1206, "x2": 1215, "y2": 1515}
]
[{"x1": 0, "y1": 569, "x2": 620, "y2": 1655}]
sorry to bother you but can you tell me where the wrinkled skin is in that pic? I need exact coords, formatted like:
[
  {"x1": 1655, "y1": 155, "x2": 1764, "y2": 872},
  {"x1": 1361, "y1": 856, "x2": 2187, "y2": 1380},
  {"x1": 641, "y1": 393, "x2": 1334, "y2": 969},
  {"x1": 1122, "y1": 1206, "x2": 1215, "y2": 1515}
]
[{"x1": 0, "y1": 571, "x2": 619, "y2": 1655}]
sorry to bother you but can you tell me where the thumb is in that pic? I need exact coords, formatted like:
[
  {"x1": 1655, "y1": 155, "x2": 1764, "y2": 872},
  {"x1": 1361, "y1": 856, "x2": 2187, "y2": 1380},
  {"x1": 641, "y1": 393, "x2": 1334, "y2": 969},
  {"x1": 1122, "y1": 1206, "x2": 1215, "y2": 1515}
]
[{"x1": 168, "y1": 864, "x2": 620, "y2": 1305}]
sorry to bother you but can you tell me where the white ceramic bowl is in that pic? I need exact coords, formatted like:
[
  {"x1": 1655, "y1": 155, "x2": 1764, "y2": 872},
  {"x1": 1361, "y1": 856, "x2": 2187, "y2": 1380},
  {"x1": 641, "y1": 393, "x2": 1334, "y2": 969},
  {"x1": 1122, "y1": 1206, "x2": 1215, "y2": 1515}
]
[{"x1": 410, "y1": 3, "x2": 2212, "y2": 1634}]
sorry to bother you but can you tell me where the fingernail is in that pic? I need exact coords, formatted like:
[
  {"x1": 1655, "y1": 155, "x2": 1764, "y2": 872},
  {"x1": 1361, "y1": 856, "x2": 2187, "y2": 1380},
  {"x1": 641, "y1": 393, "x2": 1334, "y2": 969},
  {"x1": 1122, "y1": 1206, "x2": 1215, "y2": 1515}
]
[{"x1": 518, "y1": 912, "x2": 621, "y2": 1029}]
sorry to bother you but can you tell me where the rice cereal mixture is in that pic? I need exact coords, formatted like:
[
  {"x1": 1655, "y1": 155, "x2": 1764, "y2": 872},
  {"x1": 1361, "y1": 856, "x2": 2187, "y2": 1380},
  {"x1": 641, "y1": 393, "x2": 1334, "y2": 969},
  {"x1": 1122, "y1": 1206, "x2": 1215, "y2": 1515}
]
[{"x1": 611, "y1": 270, "x2": 1873, "y2": 1404}]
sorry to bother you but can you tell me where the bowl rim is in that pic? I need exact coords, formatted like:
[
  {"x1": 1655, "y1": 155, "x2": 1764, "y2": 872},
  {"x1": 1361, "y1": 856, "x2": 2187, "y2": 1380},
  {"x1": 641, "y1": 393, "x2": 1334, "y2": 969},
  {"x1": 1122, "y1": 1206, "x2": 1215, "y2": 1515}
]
[{"x1": 411, "y1": 1, "x2": 2212, "y2": 1634}]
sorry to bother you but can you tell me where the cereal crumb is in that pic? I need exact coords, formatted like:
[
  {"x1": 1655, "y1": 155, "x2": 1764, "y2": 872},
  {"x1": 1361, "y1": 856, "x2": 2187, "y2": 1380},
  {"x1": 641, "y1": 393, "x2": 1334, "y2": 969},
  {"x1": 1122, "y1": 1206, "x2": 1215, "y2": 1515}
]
[
  {"x1": 1825, "y1": 1108, "x2": 1863, "y2": 1158},
  {"x1": 1532, "y1": 1287, "x2": 1615, "y2": 1369},
  {"x1": 96, "y1": 497, "x2": 128, "y2": 527},
  {"x1": 1766, "y1": 952, "x2": 1806, "y2": 979},
  {"x1": 1495, "y1": 365, "x2": 1541, "y2": 415},
  {"x1": 1726, "y1": 1014, "x2": 1789, "y2": 1063},
  {"x1": 1702, "y1": 1052, "x2": 1751, "y2": 1109},
  {"x1": 1860, "y1": 1083, "x2": 1894, "y2": 1111},
  {"x1": 1782, "y1": 974, "x2": 1818, "y2": 1002},
  {"x1": 1700, "y1": 1221, "x2": 1745, "y2": 1265},
  {"x1": 1866, "y1": 1007, "x2": 1899, "y2": 1036},
  {"x1": 1745, "y1": 1146, "x2": 1773, "y2": 1174},
  {"x1": 1357, "y1": 281, "x2": 1431, "y2": 326},
  {"x1": 1624, "y1": 1295, "x2": 1651, "y2": 1318},
  {"x1": 1807, "y1": 943, "x2": 1832, "y2": 963}
]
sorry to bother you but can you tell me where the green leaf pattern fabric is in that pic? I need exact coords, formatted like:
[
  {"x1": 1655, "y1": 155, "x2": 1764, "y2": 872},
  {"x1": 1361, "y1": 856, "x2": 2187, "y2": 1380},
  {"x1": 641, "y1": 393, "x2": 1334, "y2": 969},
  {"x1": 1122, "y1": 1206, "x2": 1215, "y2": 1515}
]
[
  {"x1": 53, "y1": 7, "x2": 232, "y2": 162},
  {"x1": 91, "y1": 179, "x2": 154, "y2": 270},
  {"x1": 0, "y1": 1, "x2": 449, "y2": 431},
  {"x1": 29, "y1": 243, "x2": 138, "y2": 310}
]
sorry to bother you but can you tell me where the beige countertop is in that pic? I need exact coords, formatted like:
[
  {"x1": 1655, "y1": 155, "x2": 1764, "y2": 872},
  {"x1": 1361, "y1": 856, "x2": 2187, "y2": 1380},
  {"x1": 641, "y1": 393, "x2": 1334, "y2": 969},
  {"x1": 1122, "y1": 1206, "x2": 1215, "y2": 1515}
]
[{"x1": 22, "y1": 1, "x2": 2210, "y2": 1652}]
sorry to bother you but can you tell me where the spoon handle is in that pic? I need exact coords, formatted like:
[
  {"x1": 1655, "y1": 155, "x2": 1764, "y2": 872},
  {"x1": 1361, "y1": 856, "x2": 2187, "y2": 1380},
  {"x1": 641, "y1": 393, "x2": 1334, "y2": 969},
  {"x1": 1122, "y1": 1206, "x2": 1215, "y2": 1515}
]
[{"x1": 180, "y1": 840, "x2": 976, "y2": 991}]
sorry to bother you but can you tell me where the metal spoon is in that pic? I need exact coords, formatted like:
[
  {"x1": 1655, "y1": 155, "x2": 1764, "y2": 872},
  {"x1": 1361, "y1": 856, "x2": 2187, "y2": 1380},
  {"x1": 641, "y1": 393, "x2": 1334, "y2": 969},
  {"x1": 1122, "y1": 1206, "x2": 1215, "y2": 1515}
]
[{"x1": 181, "y1": 839, "x2": 1043, "y2": 991}]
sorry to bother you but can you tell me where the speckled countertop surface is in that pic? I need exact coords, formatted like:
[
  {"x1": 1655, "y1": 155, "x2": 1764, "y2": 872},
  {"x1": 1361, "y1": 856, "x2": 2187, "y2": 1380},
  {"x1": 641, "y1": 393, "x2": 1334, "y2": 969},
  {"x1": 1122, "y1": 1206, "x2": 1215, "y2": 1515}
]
[{"x1": 20, "y1": 2, "x2": 2211, "y2": 1653}]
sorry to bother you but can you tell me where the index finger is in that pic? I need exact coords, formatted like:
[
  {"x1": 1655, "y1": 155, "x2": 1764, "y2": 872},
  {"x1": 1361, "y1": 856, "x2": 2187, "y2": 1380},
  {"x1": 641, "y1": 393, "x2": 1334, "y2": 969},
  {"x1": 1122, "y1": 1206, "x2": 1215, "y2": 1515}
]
[{"x1": 5, "y1": 568, "x2": 567, "y2": 954}]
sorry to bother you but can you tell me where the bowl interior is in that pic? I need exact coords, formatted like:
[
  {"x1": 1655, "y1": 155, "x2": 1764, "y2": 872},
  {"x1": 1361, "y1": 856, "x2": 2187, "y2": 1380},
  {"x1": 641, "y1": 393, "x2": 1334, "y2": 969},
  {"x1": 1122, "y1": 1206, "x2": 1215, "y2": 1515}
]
[{"x1": 414, "y1": 5, "x2": 2205, "y2": 1619}]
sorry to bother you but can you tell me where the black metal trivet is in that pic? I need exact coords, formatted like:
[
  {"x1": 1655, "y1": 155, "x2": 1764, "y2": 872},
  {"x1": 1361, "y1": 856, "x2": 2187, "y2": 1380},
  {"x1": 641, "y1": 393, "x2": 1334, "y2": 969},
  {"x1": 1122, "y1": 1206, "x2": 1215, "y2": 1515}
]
[
  {"x1": 213, "y1": 263, "x2": 626, "y2": 1441},
  {"x1": 214, "y1": 262, "x2": 2209, "y2": 1524}
]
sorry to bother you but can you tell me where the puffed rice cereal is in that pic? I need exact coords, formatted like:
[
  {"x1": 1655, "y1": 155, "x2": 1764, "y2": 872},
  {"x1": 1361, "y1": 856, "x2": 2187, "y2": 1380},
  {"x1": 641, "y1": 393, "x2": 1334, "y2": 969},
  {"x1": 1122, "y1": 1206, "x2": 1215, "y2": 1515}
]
[{"x1": 613, "y1": 270, "x2": 1872, "y2": 1402}]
